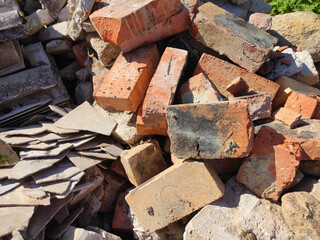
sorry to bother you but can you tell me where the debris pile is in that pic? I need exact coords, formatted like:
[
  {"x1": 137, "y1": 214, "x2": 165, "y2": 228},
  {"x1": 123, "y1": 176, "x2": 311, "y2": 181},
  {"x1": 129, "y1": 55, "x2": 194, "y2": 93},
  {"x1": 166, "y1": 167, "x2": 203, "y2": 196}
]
[{"x1": 1, "y1": 0, "x2": 320, "y2": 239}]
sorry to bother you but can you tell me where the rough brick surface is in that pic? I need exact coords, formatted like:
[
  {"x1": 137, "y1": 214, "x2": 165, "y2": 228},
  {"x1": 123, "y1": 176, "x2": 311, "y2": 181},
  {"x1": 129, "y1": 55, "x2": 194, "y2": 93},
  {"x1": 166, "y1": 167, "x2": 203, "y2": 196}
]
[
  {"x1": 194, "y1": 53, "x2": 280, "y2": 99},
  {"x1": 167, "y1": 101, "x2": 254, "y2": 159},
  {"x1": 248, "y1": 13, "x2": 272, "y2": 31},
  {"x1": 72, "y1": 41, "x2": 89, "y2": 68},
  {"x1": 94, "y1": 44, "x2": 160, "y2": 111},
  {"x1": 274, "y1": 107, "x2": 304, "y2": 129},
  {"x1": 120, "y1": 141, "x2": 167, "y2": 186},
  {"x1": 125, "y1": 160, "x2": 224, "y2": 232},
  {"x1": 205, "y1": 159, "x2": 243, "y2": 174},
  {"x1": 138, "y1": 47, "x2": 188, "y2": 136},
  {"x1": 190, "y1": 2, "x2": 277, "y2": 72},
  {"x1": 237, "y1": 126, "x2": 303, "y2": 202},
  {"x1": 226, "y1": 77, "x2": 248, "y2": 96},
  {"x1": 112, "y1": 191, "x2": 134, "y2": 232},
  {"x1": 178, "y1": 73, "x2": 221, "y2": 104},
  {"x1": 90, "y1": 0, "x2": 190, "y2": 52}
]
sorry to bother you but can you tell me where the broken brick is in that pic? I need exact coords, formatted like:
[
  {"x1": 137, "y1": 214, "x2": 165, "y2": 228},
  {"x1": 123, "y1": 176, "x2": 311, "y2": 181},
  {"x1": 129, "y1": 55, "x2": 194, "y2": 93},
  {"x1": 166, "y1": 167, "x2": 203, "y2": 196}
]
[
  {"x1": 72, "y1": 41, "x2": 89, "y2": 68},
  {"x1": 205, "y1": 158, "x2": 243, "y2": 174},
  {"x1": 248, "y1": 13, "x2": 272, "y2": 31},
  {"x1": 112, "y1": 191, "x2": 134, "y2": 232},
  {"x1": 226, "y1": 77, "x2": 249, "y2": 96},
  {"x1": 167, "y1": 100, "x2": 254, "y2": 159},
  {"x1": 273, "y1": 107, "x2": 304, "y2": 129},
  {"x1": 138, "y1": 47, "x2": 188, "y2": 136},
  {"x1": 194, "y1": 53, "x2": 280, "y2": 99},
  {"x1": 125, "y1": 160, "x2": 224, "y2": 232},
  {"x1": 94, "y1": 44, "x2": 160, "y2": 112}
]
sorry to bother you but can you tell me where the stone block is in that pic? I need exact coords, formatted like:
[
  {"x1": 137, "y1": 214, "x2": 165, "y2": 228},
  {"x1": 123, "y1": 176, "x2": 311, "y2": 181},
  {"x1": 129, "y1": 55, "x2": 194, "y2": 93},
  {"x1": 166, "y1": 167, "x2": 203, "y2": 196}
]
[
  {"x1": 237, "y1": 126, "x2": 303, "y2": 202},
  {"x1": 190, "y1": 2, "x2": 277, "y2": 72},
  {"x1": 58, "y1": 5, "x2": 72, "y2": 22},
  {"x1": 273, "y1": 107, "x2": 304, "y2": 129},
  {"x1": 39, "y1": 0, "x2": 67, "y2": 18},
  {"x1": 125, "y1": 160, "x2": 224, "y2": 232},
  {"x1": 138, "y1": 47, "x2": 188, "y2": 136},
  {"x1": 248, "y1": 0, "x2": 272, "y2": 14},
  {"x1": 226, "y1": 77, "x2": 249, "y2": 96},
  {"x1": 300, "y1": 160, "x2": 320, "y2": 177},
  {"x1": 167, "y1": 100, "x2": 254, "y2": 159},
  {"x1": 248, "y1": 13, "x2": 272, "y2": 31},
  {"x1": 72, "y1": 41, "x2": 89, "y2": 68},
  {"x1": 24, "y1": 9, "x2": 55, "y2": 37},
  {"x1": 23, "y1": 42, "x2": 51, "y2": 67},
  {"x1": 0, "y1": 40, "x2": 24, "y2": 77},
  {"x1": 193, "y1": 53, "x2": 280, "y2": 99},
  {"x1": 210, "y1": 0, "x2": 250, "y2": 19},
  {"x1": 0, "y1": 6, "x2": 25, "y2": 42},
  {"x1": 90, "y1": 0, "x2": 190, "y2": 52},
  {"x1": 178, "y1": 73, "x2": 222, "y2": 104},
  {"x1": 120, "y1": 140, "x2": 167, "y2": 186},
  {"x1": 94, "y1": 44, "x2": 160, "y2": 112},
  {"x1": 38, "y1": 21, "x2": 70, "y2": 41},
  {"x1": 46, "y1": 39, "x2": 72, "y2": 54}
]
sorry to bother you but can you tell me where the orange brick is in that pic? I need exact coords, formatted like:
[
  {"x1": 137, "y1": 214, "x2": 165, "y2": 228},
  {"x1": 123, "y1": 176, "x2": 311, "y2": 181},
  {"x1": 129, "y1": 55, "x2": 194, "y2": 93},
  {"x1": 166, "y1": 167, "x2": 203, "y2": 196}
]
[
  {"x1": 178, "y1": 73, "x2": 221, "y2": 104},
  {"x1": 284, "y1": 91, "x2": 318, "y2": 119},
  {"x1": 194, "y1": 53, "x2": 280, "y2": 99},
  {"x1": 138, "y1": 47, "x2": 188, "y2": 136},
  {"x1": 72, "y1": 41, "x2": 88, "y2": 68},
  {"x1": 90, "y1": 0, "x2": 190, "y2": 53},
  {"x1": 226, "y1": 77, "x2": 249, "y2": 96},
  {"x1": 273, "y1": 107, "x2": 304, "y2": 129},
  {"x1": 92, "y1": 72, "x2": 107, "y2": 96},
  {"x1": 205, "y1": 158, "x2": 243, "y2": 174},
  {"x1": 94, "y1": 44, "x2": 160, "y2": 112}
]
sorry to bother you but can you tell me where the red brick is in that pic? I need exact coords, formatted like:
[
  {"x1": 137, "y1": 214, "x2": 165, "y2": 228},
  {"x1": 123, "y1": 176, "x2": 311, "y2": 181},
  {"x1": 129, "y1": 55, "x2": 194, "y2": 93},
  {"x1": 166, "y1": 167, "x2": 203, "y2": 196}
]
[
  {"x1": 72, "y1": 41, "x2": 89, "y2": 68},
  {"x1": 308, "y1": 93, "x2": 320, "y2": 119},
  {"x1": 110, "y1": 158, "x2": 127, "y2": 179},
  {"x1": 138, "y1": 47, "x2": 188, "y2": 136},
  {"x1": 205, "y1": 158, "x2": 243, "y2": 174},
  {"x1": 92, "y1": 72, "x2": 107, "y2": 96},
  {"x1": 94, "y1": 44, "x2": 160, "y2": 111},
  {"x1": 194, "y1": 53, "x2": 280, "y2": 99},
  {"x1": 237, "y1": 126, "x2": 303, "y2": 202},
  {"x1": 112, "y1": 190, "x2": 134, "y2": 232},
  {"x1": 178, "y1": 73, "x2": 221, "y2": 104},
  {"x1": 284, "y1": 91, "x2": 318, "y2": 119},
  {"x1": 190, "y1": 3, "x2": 277, "y2": 72},
  {"x1": 248, "y1": 13, "x2": 272, "y2": 31},
  {"x1": 226, "y1": 77, "x2": 249, "y2": 96},
  {"x1": 273, "y1": 107, "x2": 304, "y2": 129},
  {"x1": 90, "y1": 0, "x2": 190, "y2": 53}
]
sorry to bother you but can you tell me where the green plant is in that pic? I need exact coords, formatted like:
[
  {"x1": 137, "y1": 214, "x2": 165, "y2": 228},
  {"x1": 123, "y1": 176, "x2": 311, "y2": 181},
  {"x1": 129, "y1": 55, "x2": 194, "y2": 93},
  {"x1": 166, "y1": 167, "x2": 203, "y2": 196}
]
[
  {"x1": 266, "y1": 0, "x2": 320, "y2": 18},
  {"x1": 0, "y1": 155, "x2": 9, "y2": 165}
]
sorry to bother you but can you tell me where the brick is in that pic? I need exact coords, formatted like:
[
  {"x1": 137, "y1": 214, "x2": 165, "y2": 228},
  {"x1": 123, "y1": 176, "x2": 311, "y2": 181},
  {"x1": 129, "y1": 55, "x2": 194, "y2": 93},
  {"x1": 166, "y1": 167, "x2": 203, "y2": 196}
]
[
  {"x1": 38, "y1": 21, "x2": 70, "y2": 42},
  {"x1": 23, "y1": 42, "x2": 51, "y2": 68},
  {"x1": 110, "y1": 159, "x2": 127, "y2": 179},
  {"x1": 94, "y1": 44, "x2": 160, "y2": 112},
  {"x1": 120, "y1": 140, "x2": 167, "y2": 186},
  {"x1": 226, "y1": 77, "x2": 249, "y2": 96},
  {"x1": 178, "y1": 73, "x2": 221, "y2": 104},
  {"x1": 46, "y1": 39, "x2": 72, "y2": 54},
  {"x1": 284, "y1": 91, "x2": 318, "y2": 119},
  {"x1": 92, "y1": 73, "x2": 108, "y2": 96},
  {"x1": 273, "y1": 76, "x2": 320, "y2": 110},
  {"x1": 138, "y1": 47, "x2": 188, "y2": 136},
  {"x1": 39, "y1": 0, "x2": 67, "y2": 18},
  {"x1": 308, "y1": 93, "x2": 320, "y2": 119},
  {"x1": 125, "y1": 160, "x2": 224, "y2": 232},
  {"x1": 90, "y1": 0, "x2": 186, "y2": 51},
  {"x1": 233, "y1": 93, "x2": 272, "y2": 121},
  {"x1": 24, "y1": 9, "x2": 55, "y2": 36},
  {"x1": 167, "y1": 100, "x2": 254, "y2": 159},
  {"x1": 190, "y1": 3, "x2": 277, "y2": 72},
  {"x1": 237, "y1": 126, "x2": 303, "y2": 202},
  {"x1": 248, "y1": 13, "x2": 272, "y2": 31},
  {"x1": 273, "y1": 107, "x2": 304, "y2": 129},
  {"x1": 112, "y1": 191, "x2": 134, "y2": 232},
  {"x1": 194, "y1": 53, "x2": 280, "y2": 99},
  {"x1": 205, "y1": 159, "x2": 243, "y2": 174},
  {"x1": 72, "y1": 41, "x2": 89, "y2": 68},
  {"x1": 0, "y1": 40, "x2": 24, "y2": 77}
]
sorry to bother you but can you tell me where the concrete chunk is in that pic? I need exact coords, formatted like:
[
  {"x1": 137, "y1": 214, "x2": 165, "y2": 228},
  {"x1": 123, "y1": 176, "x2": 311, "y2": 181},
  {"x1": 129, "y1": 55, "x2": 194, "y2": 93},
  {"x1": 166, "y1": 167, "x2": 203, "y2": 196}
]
[
  {"x1": 0, "y1": 40, "x2": 24, "y2": 77},
  {"x1": 39, "y1": 0, "x2": 67, "y2": 18},
  {"x1": 190, "y1": 2, "x2": 277, "y2": 72},
  {"x1": 24, "y1": 9, "x2": 55, "y2": 36},
  {"x1": 126, "y1": 160, "x2": 224, "y2": 232},
  {"x1": 23, "y1": 42, "x2": 51, "y2": 67},
  {"x1": 167, "y1": 101, "x2": 254, "y2": 159},
  {"x1": 38, "y1": 21, "x2": 70, "y2": 41}
]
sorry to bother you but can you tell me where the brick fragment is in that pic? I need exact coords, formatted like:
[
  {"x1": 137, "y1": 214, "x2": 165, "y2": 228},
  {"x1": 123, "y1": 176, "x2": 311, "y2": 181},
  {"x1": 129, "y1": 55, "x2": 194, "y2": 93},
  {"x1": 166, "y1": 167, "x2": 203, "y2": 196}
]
[
  {"x1": 92, "y1": 73, "x2": 107, "y2": 96},
  {"x1": 167, "y1": 100, "x2": 254, "y2": 159},
  {"x1": 205, "y1": 159, "x2": 243, "y2": 174},
  {"x1": 125, "y1": 160, "x2": 225, "y2": 232},
  {"x1": 90, "y1": 0, "x2": 190, "y2": 52},
  {"x1": 226, "y1": 77, "x2": 249, "y2": 96},
  {"x1": 284, "y1": 91, "x2": 318, "y2": 119},
  {"x1": 190, "y1": 2, "x2": 277, "y2": 72},
  {"x1": 248, "y1": 13, "x2": 272, "y2": 31},
  {"x1": 112, "y1": 191, "x2": 134, "y2": 232},
  {"x1": 276, "y1": 46, "x2": 289, "y2": 52},
  {"x1": 273, "y1": 107, "x2": 304, "y2": 129},
  {"x1": 120, "y1": 140, "x2": 167, "y2": 186},
  {"x1": 194, "y1": 53, "x2": 280, "y2": 99},
  {"x1": 72, "y1": 41, "x2": 89, "y2": 68},
  {"x1": 138, "y1": 47, "x2": 188, "y2": 136},
  {"x1": 179, "y1": 73, "x2": 221, "y2": 104},
  {"x1": 94, "y1": 44, "x2": 160, "y2": 112},
  {"x1": 237, "y1": 126, "x2": 303, "y2": 202}
]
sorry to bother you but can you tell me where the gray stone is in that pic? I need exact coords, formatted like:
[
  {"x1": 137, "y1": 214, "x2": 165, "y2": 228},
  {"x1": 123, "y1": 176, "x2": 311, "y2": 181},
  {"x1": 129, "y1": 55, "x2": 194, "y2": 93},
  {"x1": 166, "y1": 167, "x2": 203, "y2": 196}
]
[
  {"x1": 23, "y1": 42, "x2": 51, "y2": 67},
  {"x1": 83, "y1": 20, "x2": 96, "y2": 32},
  {"x1": 0, "y1": 139, "x2": 19, "y2": 167},
  {"x1": 183, "y1": 177, "x2": 295, "y2": 240},
  {"x1": 270, "y1": 11, "x2": 320, "y2": 62},
  {"x1": 38, "y1": 21, "x2": 70, "y2": 41},
  {"x1": 58, "y1": 5, "x2": 72, "y2": 22},
  {"x1": 41, "y1": 123, "x2": 79, "y2": 135},
  {"x1": 77, "y1": 150, "x2": 116, "y2": 160},
  {"x1": 0, "y1": 65, "x2": 56, "y2": 105},
  {"x1": 291, "y1": 176, "x2": 320, "y2": 202},
  {"x1": 265, "y1": 48, "x2": 304, "y2": 80},
  {"x1": 60, "y1": 226, "x2": 104, "y2": 240},
  {"x1": 68, "y1": 0, "x2": 96, "y2": 41},
  {"x1": 0, "y1": 40, "x2": 25, "y2": 77},
  {"x1": 39, "y1": 0, "x2": 67, "y2": 18},
  {"x1": 20, "y1": 143, "x2": 73, "y2": 159},
  {"x1": 86, "y1": 227, "x2": 122, "y2": 240},
  {"x1": 249, "y1": 0, "x2": 272, "y2": 14},
  {"x1": 49, "y1": 104, "x2": 68, "y2": 116},
  {"x1": 54, "y1": 101, "x2": 117, "y2": 136},
  {"x1": 209, "y1": 0, "x2": 250, "y2": 19},
  {"x1": 0, "y1": 179, "x2": 22, "y2": 195},
  {"x1": 0, "y1": 167, "x2": 11, "y2": 180},
  {"x1": 75, "y1": 81, "x2": 94, "y2": 104},
  {"x1": 59, "y1": 62, "x2": 81, "y2": 81},
  {"x1": 167, "y1": 101, "x2": 254, "y2": 159},
  {"x1": 0, "y1": 7, "x2": 25, "y2": 42},
  {"x1": 24, "y1": 9, "x2": 54, "y2": 36},
  {"x1": 67, "y1": 152, "x2": 104, "y2": 171},
  {"x1": 24, "y1": 0, "x2": 42, "y2": 14},
  {"x1": 101, "y1": 143, "x2": 123, "y2": 157},
  {"x1": 46, "y1": 39, "x2": 72, "y2": 54},
  {"x1": 300, "y1": 160, "x2": 320, "y2": 177}
]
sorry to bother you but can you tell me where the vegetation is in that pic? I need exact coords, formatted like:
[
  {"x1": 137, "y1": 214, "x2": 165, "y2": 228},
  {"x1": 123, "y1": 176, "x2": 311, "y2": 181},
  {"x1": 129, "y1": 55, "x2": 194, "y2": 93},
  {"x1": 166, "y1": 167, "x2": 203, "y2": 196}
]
[
  {"x1": 266, "y1": 0, "x2": 320, "y2": 18},
  {"x1": 0, "y1": 155, "x2": 9, "y2": 165}
]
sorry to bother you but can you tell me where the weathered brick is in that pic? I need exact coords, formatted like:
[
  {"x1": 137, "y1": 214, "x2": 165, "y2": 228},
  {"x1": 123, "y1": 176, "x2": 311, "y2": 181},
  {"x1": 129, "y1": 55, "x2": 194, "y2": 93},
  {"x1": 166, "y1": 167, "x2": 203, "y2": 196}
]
[
  {"x1": 273, "y1": 107, "x2": 304, "y2": 129},
  {"x1": 167, "y1": 100, "x2": 254, "y2": 159},
  {"x1": 138, "y1": 47, "x2": 188, "y2": 136},
  {"x1": 178, "y1": 73, "x2": 221, "y2": 104},
  {"x1": 190, "y1": 2, "x2": 277, "y2": 72},
  {"x1": 273, "y1": 76, "x2": 320, "y2": 110},
  {"x1": 205, "y1": 159, "x2": 243, "y2": 174},
  {"x1": 112, "y1": 191, "x2": 134, "y2": 232},
  {"x1": 94, "y1": 44, "x2": 160, "y2": 111},
  {"x1": 194, "y1": 53, "x2": 280, "y2": 99},
  {"x1": 90, "y1": 0, "x2": 190, "y2": 52},
  {"x1": 248, "y1": 13, "x2": 272, "y2": 31},
  {"x1": 226, "y1": 77, "x2": 249, "y2": 96},
  {"x1": 92, "y1": 73, "x2": 107, "y2": 96},
  {"x1": 120, "y1": 140, "x2": 167, "y2": 186},
  {"x1": 237, "y1": 126, "x2": 303, "y2": 202},
  {"x1": 284, "y1": 91, "x2": 318, "y2": 119},
  {"x1": 125, "y1": 160, "x2": 224, "y2": 232},
  {"x1": 72, "y1": 41, "x2": 89, "y2": 68}
]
